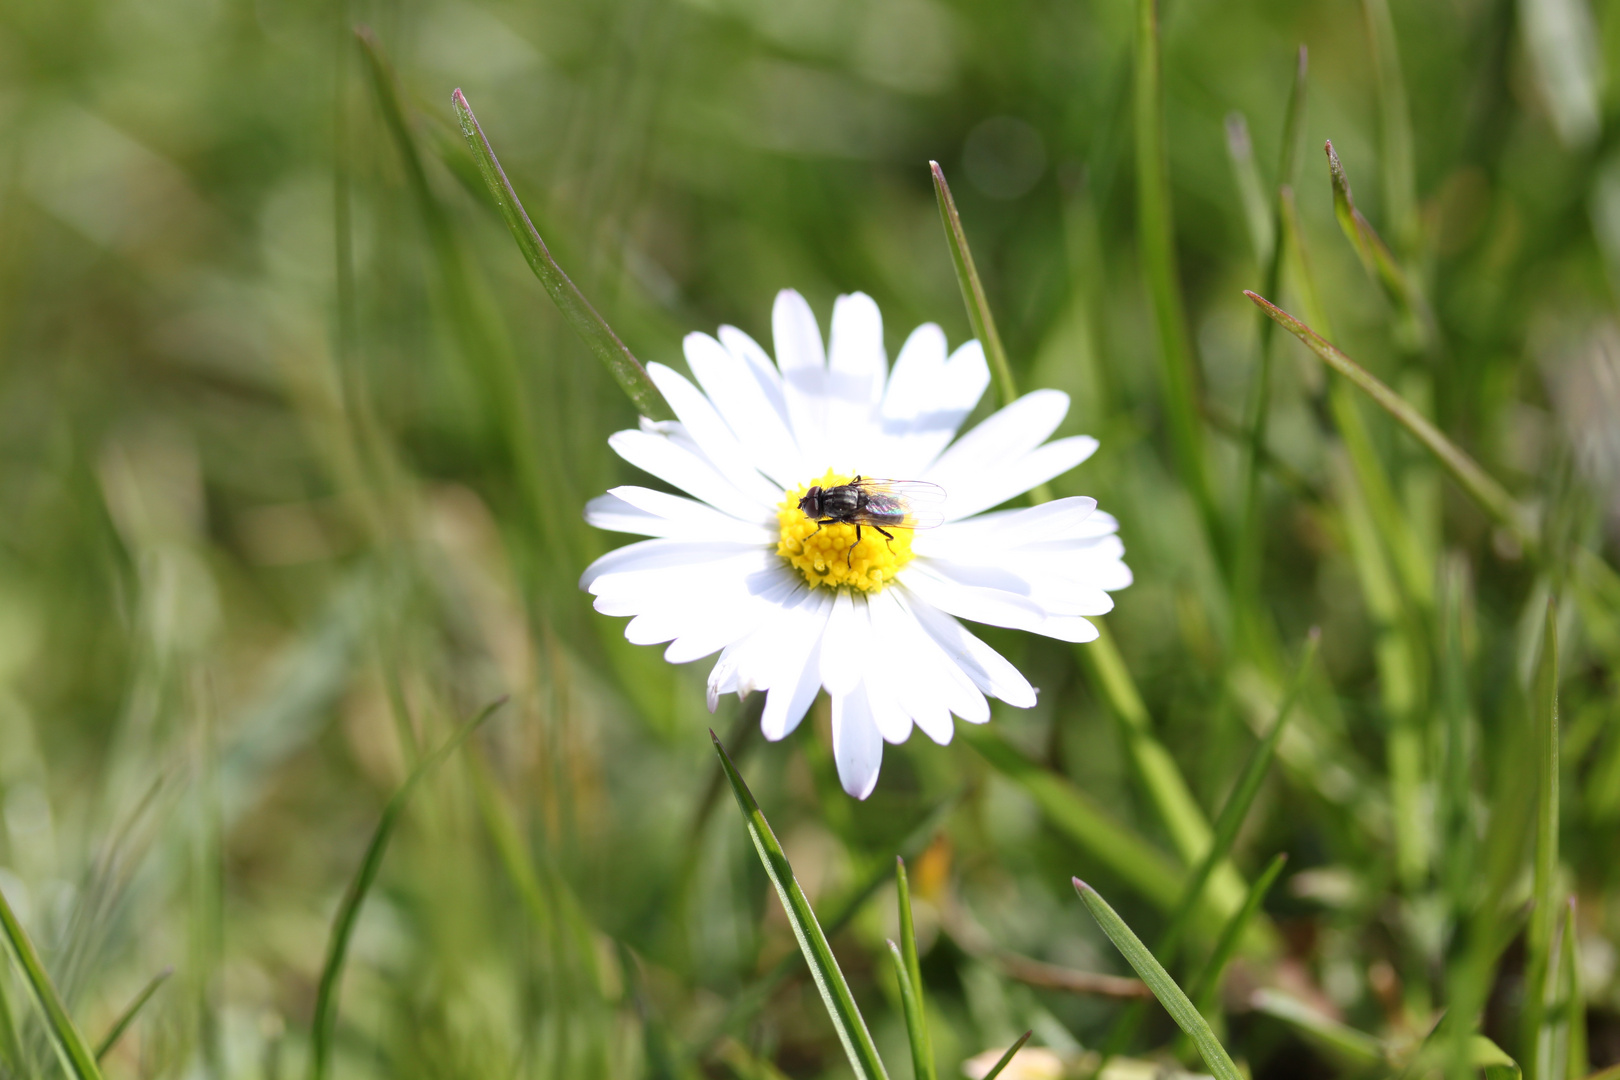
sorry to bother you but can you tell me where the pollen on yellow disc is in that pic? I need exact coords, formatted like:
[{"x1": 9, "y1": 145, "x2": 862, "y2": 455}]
[{"x1": 777, "y1": 469, "x2": 916, "y2": 593}]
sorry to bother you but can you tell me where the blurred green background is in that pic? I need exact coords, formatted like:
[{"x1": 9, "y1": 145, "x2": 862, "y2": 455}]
[{"x1": 0, "y1": 0, "x2": 1619, "y2": 1076}]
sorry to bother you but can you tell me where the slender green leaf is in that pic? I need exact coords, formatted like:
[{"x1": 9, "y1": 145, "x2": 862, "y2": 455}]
[
  {"x1": 94, "y1": 966, "x2": 173, "y2": 1062},
  {"x1": 310, "y1": 698, "x2": 506, "y2": 1080},
  {"x1": 886, "y1": 942, "x2": 932, "y2": 1080},
  {"x1": 1523, "y1": 599, "x2": 1561, "y2": 1080},
  {"x1": 1072, "y1": 631, "x2": 1245, "y2": 921},
  {"x1": 1250, "y1": 988, "x2": 1386, "y2": 1067},
  {"x1": 0, "y1": 970, "x2": 22, "y2": 1071},
  {"x1": 0, "y1": 883, "x2": 105, "y2": 1080},
  {"x1": 959, "y1": 725, "x2": 1185, "y2": 913},
  {"x1": 1224, "y1": 114, "x2": 1273, "y2": 265},
  {"x1": 1187, "y1": 852, "x2": 1288, "y2": 1017},
  {"x1": 1473, "y1": 1035, "x2": 1525, "y2": 1080},
  {"x1": 1235, "y1": 45, "x2": 1308, "y2": 630},
  {"x1": 981, "y1": 1031, "x2": 1033, "y2": 1080},
  {"x1": 1324, "y1": 140, "x2": 1425, "y2": 324},
  {"x1": 692, "y1": 796, "x2": 957, "y2": 1057},
  {"x1": 1133, "y1": 0, "x2": 1224, "y2": 570},
  {"x1": 929, "y1": 162, "x2": 1017, "y2": 409},
  {"x1": 1160, "y1": 630, "x2": 1316, "y2": 960},
  {"x1": 451, "y1": 88, "x2": 673, "y2": 421},
  {"x1": 712, "y1": 731, "x2": 890, "y2": 1080},
  {"x1": 1359, "y1": 0, "x2": 1418, "y2": 250},
  {"x1": 1243, "y1": 291, "x2": 1534, "y2": 548},
  {"x1": 1564, "y1": 899, "x2": 1587, "y2": 1079},
  {"x1": 895, "y1": 859, "x2": 935, "y2": 1080},
  {"x1": 1096, "y1": 632, "x2": 1314, "y2": 1066},
  {"x1": 1072, "y1": 879, "x2": 1243, "y2": 1080}
]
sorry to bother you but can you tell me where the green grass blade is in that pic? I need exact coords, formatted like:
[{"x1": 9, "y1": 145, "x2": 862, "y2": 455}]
[
  {"x1": 895, "y1": 859, "x2": 935, "y2": 1080},
  {"x1": 1360, "y1": 0, "x2": 1417, "y2": 249},
  {"x1": 1564, "y1": 898, "x2": 1587, "y2": 1079},
  {"x1": 1159, "y1": 630, "x2": 1316, "y2": 959},
  {"x1": 886, "y1": 941, "x2": 931, "y2": 1080},
  {"x1": 1249, "y1": 988, "x2": 1386, "y2": 1067},
  {"x1": 1188, "y1": 852, "x2": 1288, "y2": 1016},
  {"x1": 450, "y1": 87, "x2": 673, "y2": 422},
  {"x1": 1523, "y1": 599, "x2": 1561, "y2": 1080},
  {"x1": 1133, "y1": 0, "x2": 1223, "y2": 570},
  {"x1": 1224, "y1": 114, "x2": 1273, "y2": 266},
  {"x1": 93, "y1": 966, "x2": 172, "y2": 1061},
  {"x1": 1072, "y1": 880, "x2": 1242, "y2": 1080},
  {"x1": 1325, "y1": 140, "x2": 1422, "y2": 319},
  {"x1": 1243, "y1": 291, "x2": 1533, "y2": 548},
  {"x1": 1072, "y1": 632, "x2": 1245, "y2": 921},
  {"x1": 309, "y1": 698, "x2": 506, "y2": 1080},
  {"x1": 959, "y1": 726, "x2": 1185, "y2": 913},
  {"x1": 929, "y1": 162, "x2": 1018, "y2": 409},
  {"x1": 980, "y1": 1030, "x2": 1033, "y2": 1080},
  {"x1": 711, "y1": 731, "x2": 890, "y2": 1080},
  {"x1": 0, "y1": 882, "x2": 105, "y2": 1080},
  {"x1": 1235, "y1": 47, "x2": 1308, "y2": 634},
  {"x1": 691, "y1": 796, "x2": 957, "y2": 1058},
  {"x1": 0, "y1": 974, "x2": 20, "y2": 1072}
]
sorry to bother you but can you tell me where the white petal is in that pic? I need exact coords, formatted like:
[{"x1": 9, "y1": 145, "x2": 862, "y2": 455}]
[
  {"x1": 823, "y1": 292, "x2": 886, "y2": 461},
  {"x1": 866, "y1": 588, "x2": 978, "y2": 742},
  {"x1": 760, "y1": 589, "x2": 835, "y2": 740},
  {"x1": 580, "y1": 537, "x2": 763, "y2": 590},
  {"x1": 832, "y1": 684, "x2": 884, "y2": 799},
  {"x1": 912, "y1": 497, "x2": 1099, "y2": 556},
  {"x1": 608, "y1": 429, "x2": 777, "y2": 519},
  {"x1": 900, "y1": 588, "x2": 1037, "y2": 708},
  {"x1": 647, "y1": 363, "x2": 785, "y2": 507},
  {"x1": 591, "y1": 486, "x2": 773, "y2": 543},
  {"x1": 772, "y1": 290, "x2": 829, "y2": 463},
  {"x1": 664, "y1": 570, "x2": 800, "y2": 664},
  {"x1": 926, "y1": 388, "x2": 1069, "y2": 484},
  {"x1": 940, "y1": 436, "x2": 1100, "y2": 520},
  {"x1": 902, "y1": 564, "x2": 1047, "y2": 630},
  {"x1": 819, "y1": 589, "x2": 871, "y2": 696},
  {"x1": 878, "y1": 334, "x2": 989, "y2": 477},
  {"x1": 684, "y1": 331, "x2": 802, "y2": 486}
]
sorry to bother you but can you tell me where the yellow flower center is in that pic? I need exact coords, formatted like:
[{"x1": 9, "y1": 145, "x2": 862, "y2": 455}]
[{"x1": 777, "y1": 470, "x2": 915, "y2": 593}]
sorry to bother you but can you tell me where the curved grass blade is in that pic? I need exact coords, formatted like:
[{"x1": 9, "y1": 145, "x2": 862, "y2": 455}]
[
  {"x1": 309, "y1": 697, "x2": 506, "y2": 1080},
  {"x1": 1094, "y1": 632, "x2": 1315, "y2": 1067},
  {"x1": 712, "y1": 731, "x2": 889, "y2": 1080},
  {"x1": 1071, "y1": 880, "x2": 1242, "y2": 1080},
  {"x1": 1070, "y1": 632, "x2": 1241, "y2": 918},
  {"x1": 1159, "y1": 629, "x2": 1317, "y2": 960},
  {"x1": 0, "y1": 883, "x2": 105, "y2": 1080},
  {"x1": 886, "y1": 941, "x2": 931, "y2": 1080},
  {"x1": 451, "y1": 88, "x2": 672, "y2": 422},
  {"x1": 94, "y1": 966, "x2": 173, "y2": 1062},
  {"x1": 691, "y1": 795, "x2": 957, "y2": 1057},
  {"x1": 1187, "y1": 852, "x2": 1287, "y2": 1013},
  {"x1": 929, "y1": 162, "x2": 1017, "y2": 409},
  {"x1": 1243, "y1": 291, "x2": 1533, "y2": 549},
  {"x1": 981, "y1": 1031, "x2": 1033, "y2": 1080},
  {"x1": 895, "y1": 859, "x2": 935, "y2": 1080}
]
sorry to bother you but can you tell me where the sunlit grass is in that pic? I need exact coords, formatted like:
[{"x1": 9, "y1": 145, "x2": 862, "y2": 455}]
[{"x1": 0, "y1": 0, "x2": 1616, "y2": 1077}]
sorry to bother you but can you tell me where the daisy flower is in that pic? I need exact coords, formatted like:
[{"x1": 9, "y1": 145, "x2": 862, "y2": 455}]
[{"x1": 581, "y1": 290, "x2": 1131, "y2": 798}]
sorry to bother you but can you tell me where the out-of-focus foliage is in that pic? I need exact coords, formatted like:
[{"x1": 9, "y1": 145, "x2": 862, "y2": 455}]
[{"x1": 0, "y1": 0, "x2": 1617, "y2": 1076}]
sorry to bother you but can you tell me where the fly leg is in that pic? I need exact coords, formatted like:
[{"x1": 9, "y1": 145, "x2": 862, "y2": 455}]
[
  {"x1": 847, "y1": 524, "x2": 862, "y2": 568},
  {"x1": 873, "y1": 525, "x2": 896, "y2": 554}
]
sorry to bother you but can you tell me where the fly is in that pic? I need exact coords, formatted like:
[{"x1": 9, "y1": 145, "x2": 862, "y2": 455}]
[{"x1": 797, "y1": 476, "x2": 946, "y2": 565}]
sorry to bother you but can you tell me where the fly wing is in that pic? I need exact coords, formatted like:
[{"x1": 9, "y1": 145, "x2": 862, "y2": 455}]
[{"x1": 854, "y1": 478, "x2": 947, "y2": 529}]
